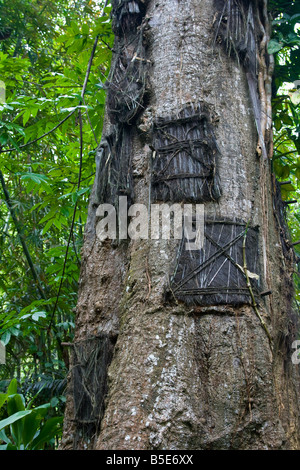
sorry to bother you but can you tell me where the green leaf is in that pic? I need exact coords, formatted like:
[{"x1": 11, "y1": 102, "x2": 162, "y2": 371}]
[
  {"x1": 22, "y1": 405, "x2": 49, "y2": 448},
  {"x1": 282, "y1": 165, "x2": 290, "y2": 180},
  {"x1": 0, "y1": 428, "x2": 11, "y2": 445},
  {"x1": 7, "y1": 379, "x2": 18, "y2": 396},
  {"x1": 42, "y1": 219, "x2": 54, "y2": 235},
  {"x1": 274, "y1": 118, "x2": 282, "y2": 131},
  {"x1": 0, "y1": 410, "x2": 32, "y2": 433},
  {"x1": 281, "y1": 113, "x2": 294, "y2": 126},
  {"x1": 1, "y1": 331, "x2": 11, "y2": 346},
  {"x1": 281, "y1": 183, "x2": 295, "y2": 192},
  {"x1": 268, "y1": 39, "x2": 284, "y2": 54},
  {"x1": 7, "y1": 135, "x2": 21, "y2": 151},
  {"x1": 23, "y1": 109, "x2": 31, "y2": 126},
  {"x1": 20, "y1": 173, "x2": 49, "y2": 185},
  {"x1": 50, "y1": 397, "x2": 59, "y2": 408},
  {"x1": 6, "y1": 443, "x2": 18, "y2": 449},
  {"x1": 7, "y1": 394, "x2": 25, "y2": 416},
  {"x1": 32, "y1": 312, "x2": 47, "y2": 321},
  {"x1": 82, "y1": 23, "x2": 90, "y2": 35},
  {"x1": 70, "y1": 21, "x2": 80, "y2": 35},
  {"x1": 30, "y1": 416, "x2": 63, "y2": 450},
  {"x1": 0, "y1": 394, "x2": 7, "y2": 410},
  {"x1": 7, "y1": 393, "x2": 26, "y2": 444}
]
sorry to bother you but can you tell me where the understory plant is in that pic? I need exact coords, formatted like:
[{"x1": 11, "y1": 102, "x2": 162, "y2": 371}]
[{"x1": 0, "y1": 378, "x2": 63, "y2": 450}]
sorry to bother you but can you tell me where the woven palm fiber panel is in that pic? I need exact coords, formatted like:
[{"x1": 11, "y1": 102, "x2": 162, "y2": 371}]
[
  {"x1": 274, "y1": 179, "x2": 294, "y2": 258},
  {"x1": 107, "y1": 1, "x2": 149, "y2": 125},
  {"x1": 94, "y1": 125, "x2": 133, "y2": 208},
  {"x1": 151, "y1": 104, "x2": 222, "y2": 203},
  {"x1": 169, "y1": 219, "x2": 260, "y2": 306},
  {"x1": 72, "y1": 334, "x2": 115, "y2": 442}
]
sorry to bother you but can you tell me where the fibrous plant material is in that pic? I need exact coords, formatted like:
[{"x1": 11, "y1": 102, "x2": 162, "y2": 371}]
[
  {"x1": 169, "y1": 218, "x2": 260, "y2": 306},
  {"x1": 93, "y1": 125, "x2": 134, "y2": 208},
  {"x1": 72, "y1": 334, "x2": 115, "y2": 447},
  {"x1": 214, "y1": 0, "x2": 273, "y2": 159},
  {"x1": 106, "y1": 3, "x2": 150, "y2": 125},
  {"x1": 151, "y1": 103, "x2": 222, "y2": 203},
  {"x1": 214, "y1": 0, "x2": 257, "y2": 71},
  {"x1": 111, "y1": 0, "x2": 148, "y2": 33}
]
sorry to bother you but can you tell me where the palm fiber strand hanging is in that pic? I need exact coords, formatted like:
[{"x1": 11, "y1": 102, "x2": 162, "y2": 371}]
[{"x1": 72, "y1": 334, "x2": 115, "y2": 445}]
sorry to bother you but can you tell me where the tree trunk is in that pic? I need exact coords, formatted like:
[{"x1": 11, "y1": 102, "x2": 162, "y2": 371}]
[{"x1": 60, "y1": 0, "x2": 300, "y2": 450}]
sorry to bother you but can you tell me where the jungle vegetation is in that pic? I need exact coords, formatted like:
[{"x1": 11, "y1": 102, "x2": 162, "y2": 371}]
[{"x1": 0, "y1": 0, "x2": 299, "y2": 449}]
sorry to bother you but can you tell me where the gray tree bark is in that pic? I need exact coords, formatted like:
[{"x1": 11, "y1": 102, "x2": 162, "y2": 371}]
[{"x1": 60, "y1": 0, "x2": 300, "y2": 450}]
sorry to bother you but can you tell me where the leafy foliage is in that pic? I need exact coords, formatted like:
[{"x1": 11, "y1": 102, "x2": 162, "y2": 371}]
[
  {"x1": 0, "y1": 0, "x2": 113, "y2": 426},
  {"x1": 269, "y1": 0, "x2": 300, "y2": 303},
  {"x1": 0, "y1": 378, "x2": 62, "y2": 450}
]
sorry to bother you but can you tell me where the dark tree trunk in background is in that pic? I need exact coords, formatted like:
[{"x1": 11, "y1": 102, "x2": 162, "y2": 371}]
[{"x1": 60, "y1": 0, "x2": 300, "y2": 450}]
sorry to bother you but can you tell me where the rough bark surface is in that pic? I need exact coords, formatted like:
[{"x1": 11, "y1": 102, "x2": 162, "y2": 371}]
[{"x1": 60, "y1": 0, "x2": 300, "y2": 450}]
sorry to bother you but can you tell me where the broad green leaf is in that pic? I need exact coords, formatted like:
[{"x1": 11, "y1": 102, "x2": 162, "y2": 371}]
[
  {"x1": 0, "y1": 394, "x2": 7, "y2": 410},
  {"x1": 23, "y1": 109, "x2": 31, "y2": 126},
  {"x1": 274, "y1": 117, "x2": 282, "y2": 131},
  {"x1": 42, "y1": 219, "x2": 55, "y2": 235},
  {"x1": 6, "y1": 379, "x2": 17, "y2": 396},
  {"x1": 1, "y1": 331, "x2": 11, "y2": 346},
  {"x1": 50, "y1": 397, "x2": 59, "y2": 408},
  {"x1": 82, "y1": 23, "x2": 90, "y2": 35},
  {"x1": 22, "y1": 405, "x2": 49, "y2": 448},
  {"x1": 53, "y1": 218, "x2": 62, "y2": 230},
  {"x1": 268, "y1": 39, "x2": 284, "y2": 54},
  {"x1": 31, "y1": 312, "x2": 47, "y2": 321},
  {"x1": 20, "y1": 173, "x2": 49, "y2": 184},
  {"x1": 7, "y1": 394, "x2": 26, "y2": 444},
  {"x1": 0, "y1": 428, "x2": 11, "y2": 445},
  {"x1": 281, "y1": 183, "x2": 295, "y2": 192},
  {"x1": 282, "y1": 165, "x2": 291, "y2": 179},
  {"x1": 70, "y1": 21, "x2": 80, "y2": 35},
  {"x1": 30, "y1": 416, "x2": 63, "y2": 450},
  {"x1": 0, "y1": 410, "x2": 32, "y2": 433}
]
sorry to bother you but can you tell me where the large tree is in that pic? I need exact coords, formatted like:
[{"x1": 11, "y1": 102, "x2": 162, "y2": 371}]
[{"x1": 60, "y1": 0, "x2": 300, "y2": 450}]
